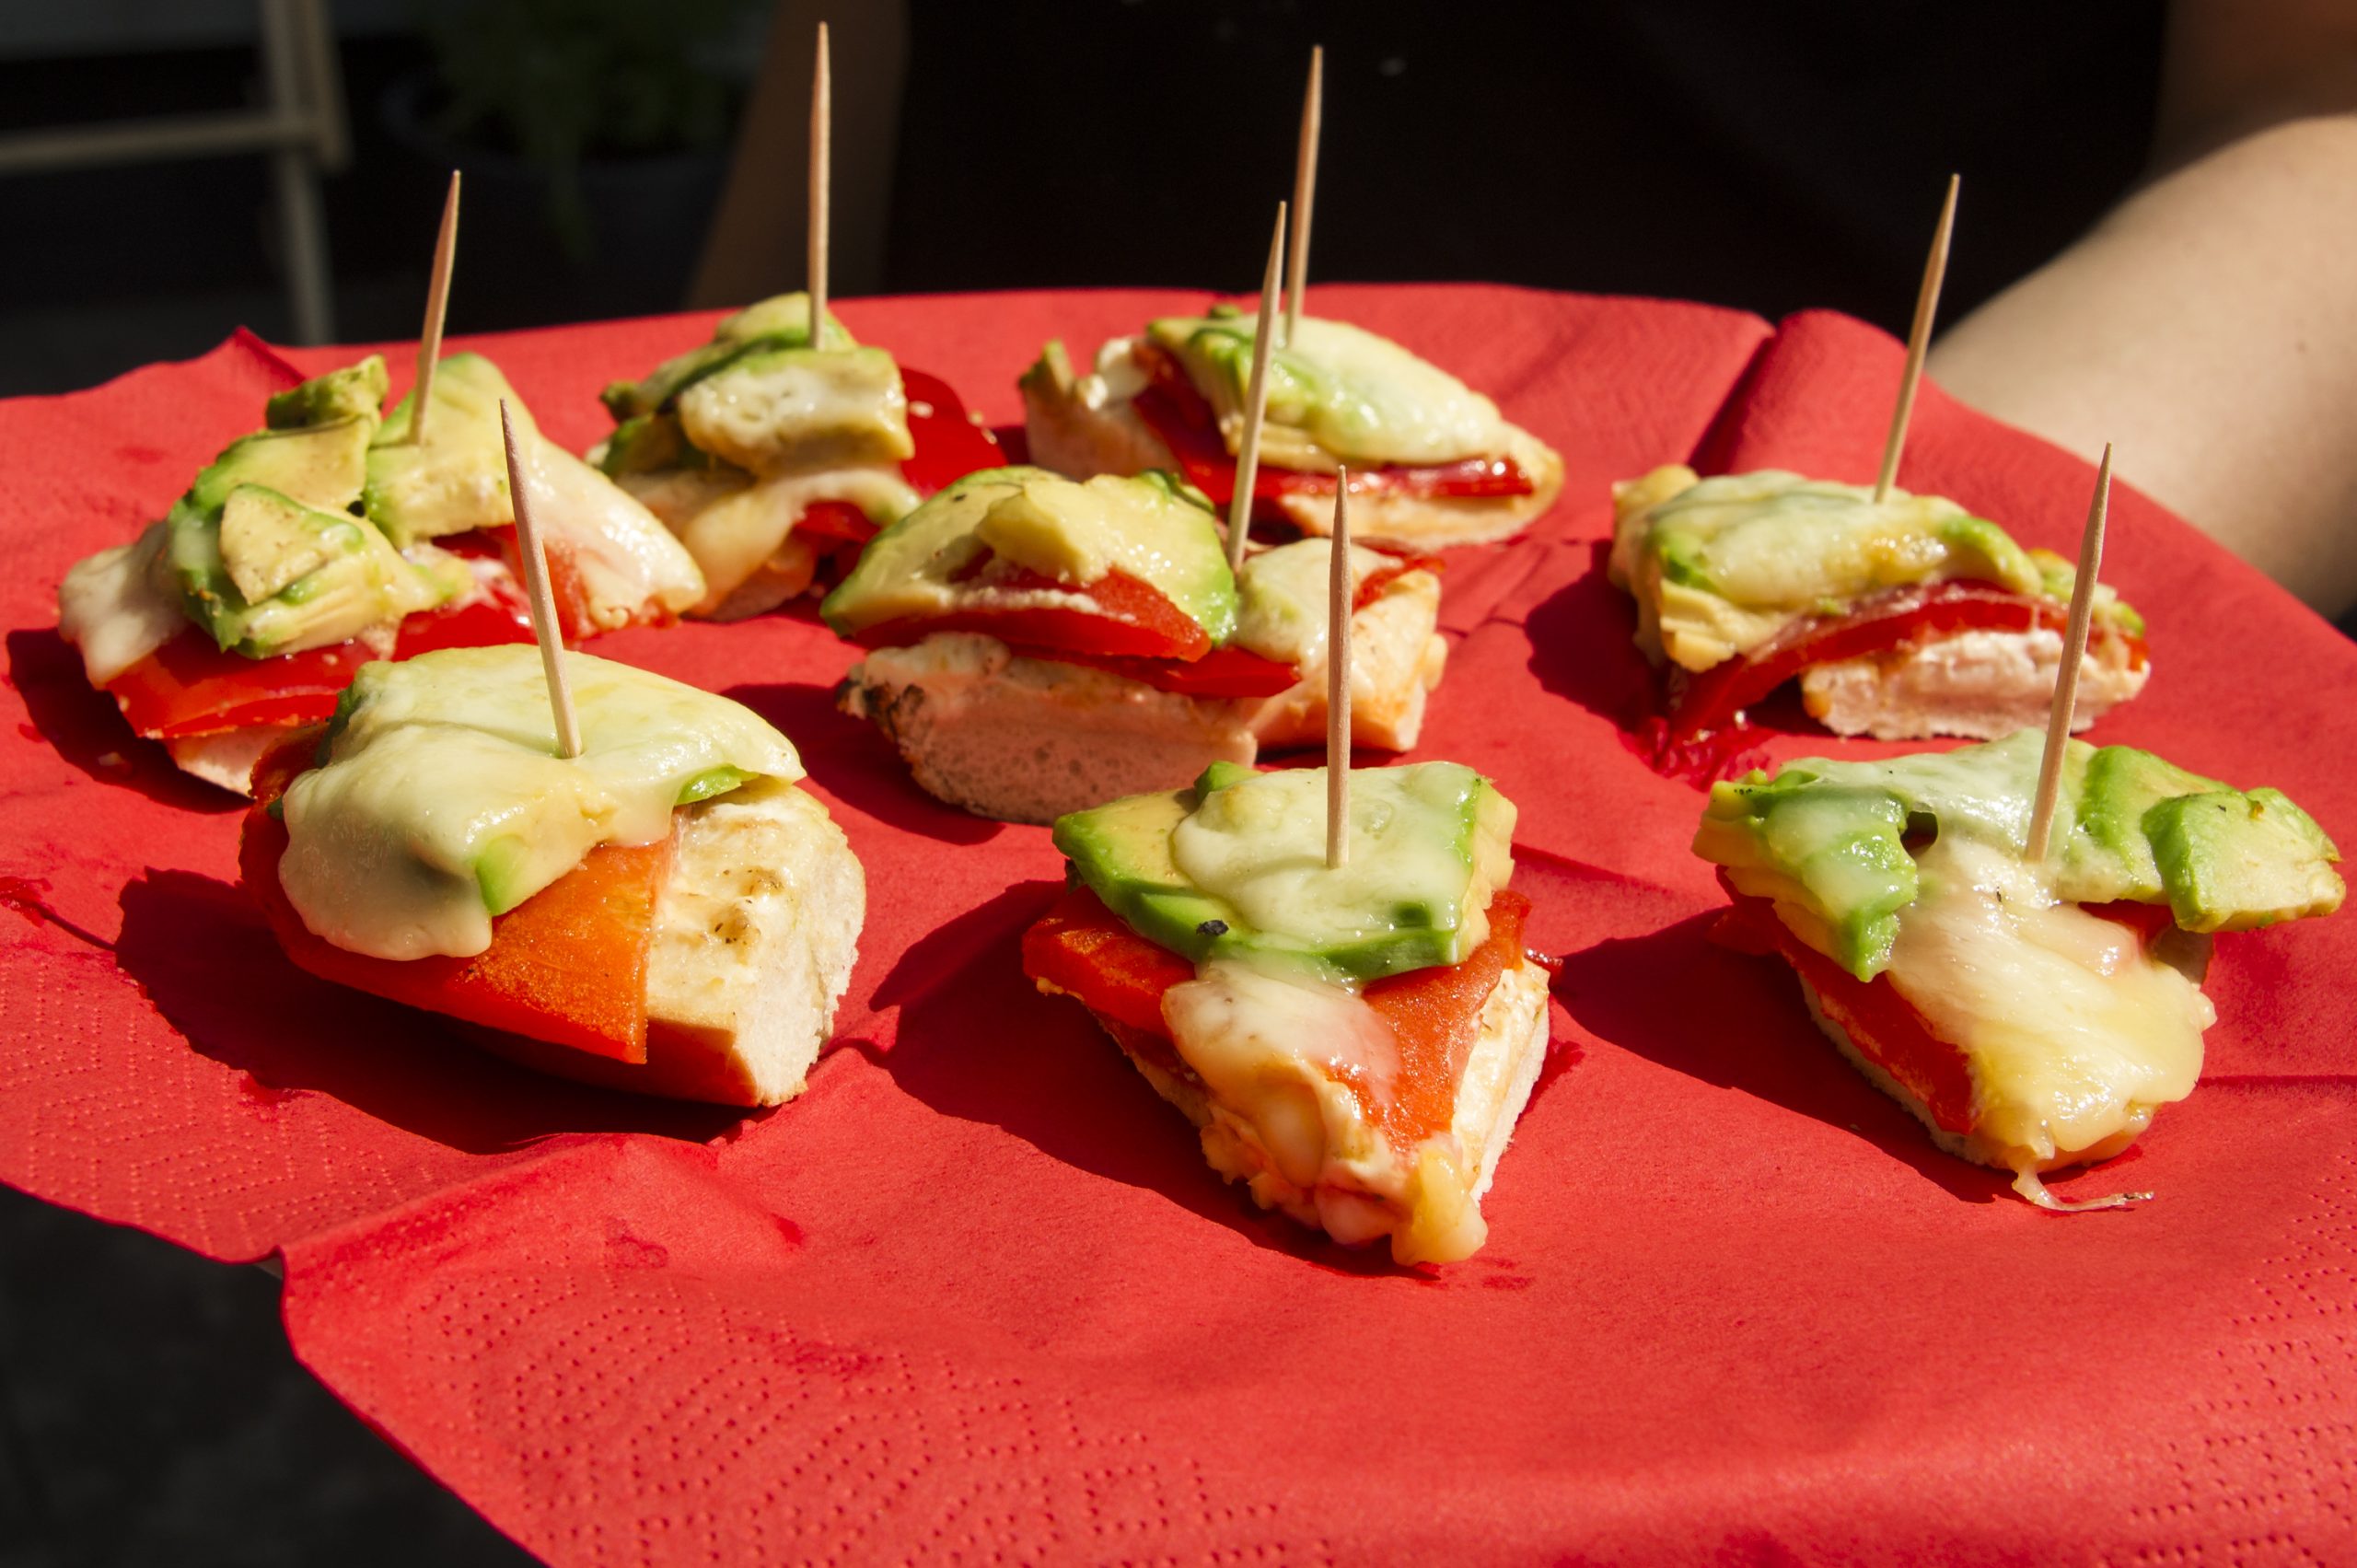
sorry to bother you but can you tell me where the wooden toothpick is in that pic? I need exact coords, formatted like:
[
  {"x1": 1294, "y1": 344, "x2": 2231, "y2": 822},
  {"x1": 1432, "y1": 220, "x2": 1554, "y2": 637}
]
[
  {"x1": 1326, "y1": 468, "x2": 1353, "y2": 871},
  {"x1": 1874, "y1": 172, "x2": 1960, "y2": 504},
  {"x1": 1284, "y1": 44, "x2": 1322, "y2": 348},
  {"x1": 2025, "y1": 442, "x2": 2113, "y2": 863},
  {"x1": 807, "y1": 21, "x2": 831, "y2": 349},
  {"x1": 498, "y1": 400, "x2": 582, "y2": 761},
  {"x1": 409, "y1": 169, "x2": 460, "y2": 447},
  {"x1": 1226, "y1": 199, "x2": 1287, "y2": 573}
]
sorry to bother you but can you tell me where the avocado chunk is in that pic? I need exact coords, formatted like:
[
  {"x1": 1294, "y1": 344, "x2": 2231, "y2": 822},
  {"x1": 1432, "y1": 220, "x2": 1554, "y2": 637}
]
[
  {"x1": 170, "y1": 482, "x2": 456, "y2": 657},
  {"x1": 676, "y1": 344, "x2": 912, "y2": 474},
  {"x1": 2149, "y1": 788, "x2": 2345, "y2": 933},
  {"x1": 365, "y1": 353, "x2": 538, "y2": 546},
  {"x1": 598, "y1": 412, "x2": 703, "y2": 478},
  {"x1": 598, "y1": 292, "x2": 856, "y2": 421},
  {"x1": 266, "y1": 354, "x2": 389, "y2": 431},
  {"x1": 1695, "y1": 730, "x2": 2345, "y2": 978},
  {"x1": 1054, "y1": 761, "x2": 1516, "y2": 984},
  {"x1": 821, "y1": 466, "x2": 1238, "y2": 644},
  {"x1": 184, "y1": 416, "x2": 374, "y2": 519}
]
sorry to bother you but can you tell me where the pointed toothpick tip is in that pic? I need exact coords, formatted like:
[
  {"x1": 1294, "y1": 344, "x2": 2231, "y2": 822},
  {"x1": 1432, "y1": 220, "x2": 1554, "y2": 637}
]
[
  {"x1": 409, "y1": 168, "x2": 462, "y2": 447},
  {"x1": 2025, "y1": 441, "x2": 2114, "y2": 863},
  {"x1": 807, "y1": 20, "x2": 832, "y2": 349},
  {"x1": 1226, "y1": 200, "x2": 1288, "y2": 572},
  {"x1": 1874, "y1": 173, "x2": 1962, "y2": 503},
  {"x1": 1325, "y1": 466, "x2": 1353, "y2": 871},
  {"x1": 498, "y1": 398, "x2": 583, "y2": 761},
  {"x1": 1285, "y1": 43, "x2": 1323, "y2": 348}
]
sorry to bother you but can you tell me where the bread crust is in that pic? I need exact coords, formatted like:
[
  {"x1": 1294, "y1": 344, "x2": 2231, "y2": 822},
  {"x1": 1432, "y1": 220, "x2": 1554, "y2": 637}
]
[{"x1": 1799, "y1": 626, "x2": 2151, "y2": 741}]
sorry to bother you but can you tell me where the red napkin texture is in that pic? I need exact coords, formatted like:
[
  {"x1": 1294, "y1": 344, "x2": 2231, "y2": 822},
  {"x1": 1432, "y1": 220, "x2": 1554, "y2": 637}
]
[{"x1": 2, "y1": 285, "x2": 2352, "y2": 1564}]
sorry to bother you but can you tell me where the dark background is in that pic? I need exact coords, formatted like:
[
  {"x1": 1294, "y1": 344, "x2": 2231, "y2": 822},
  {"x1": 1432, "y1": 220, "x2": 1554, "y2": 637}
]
[{"x1": 0, "y1": 3, "x2": 2164, "y2": 1562}]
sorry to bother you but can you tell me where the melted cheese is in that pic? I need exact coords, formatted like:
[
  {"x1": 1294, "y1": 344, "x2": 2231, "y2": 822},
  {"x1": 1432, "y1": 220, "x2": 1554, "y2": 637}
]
[
  {"x1": 1882, "y1": 837, "x2": 2212, "y2": 1166},
  {"x1": 1231, "y1": 539, "x2": 1398, "y2": 667},
  {"x1": 515, "y1": 436, "x2": 705, "y2": 630},
  {"x1": 676, "y1": 345, "x2": 912, "y2": 475},
  {"x1": 278, "y1": 646, "x2": 799, "y2": 961},
  {"x1": 58, "y1": 523, "x2": 183, "y2": 685},
  {"x1": 675, "y1": 464, "x2": 918, "y2": 611}
]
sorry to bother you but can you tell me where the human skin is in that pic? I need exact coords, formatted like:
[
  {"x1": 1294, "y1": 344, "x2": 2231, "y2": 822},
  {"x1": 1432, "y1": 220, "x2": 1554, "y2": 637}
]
[{"x1": 1931, "y1": 0, "x2": 2357, "y2": 616}]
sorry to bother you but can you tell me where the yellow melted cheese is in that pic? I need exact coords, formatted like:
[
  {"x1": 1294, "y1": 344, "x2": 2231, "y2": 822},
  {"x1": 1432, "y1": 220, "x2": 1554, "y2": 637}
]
[{"x1": 1882, "y1": 836, "x2": 2212, "y2": 1169}]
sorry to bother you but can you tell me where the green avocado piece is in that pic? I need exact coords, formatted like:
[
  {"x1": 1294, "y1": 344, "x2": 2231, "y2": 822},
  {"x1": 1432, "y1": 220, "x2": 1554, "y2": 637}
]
[
  {"x1": 1053, "y1": 761, "x2": 1515, "y2": 984},
  {"x1": 821, "y1": 466, "x2": 1237, "y2": 644},
  {"x1": 265, "y1": 355, "x2": 389, "y2": 431},
  {"x1": 598, "y1": 292, "x2": 856, "y2": 421},
  {"x1": 1695, "y1": 731, "x2": 2344, "y2": 978},
  {"x1": 365, "y1": 353, "x2": 535, "y2": 546},
  {"x1": 676, "y1": 344, "x2": 911, "y2": 473},
  {"x1": 2149, "y1": 788, "x2": 2345, "y2": 933},
  {"x1": 473, "y1": 833, "x2": 539, "y2": 917},
  {"x1": 169, "y1": 482, "x2": 457, "y2": 657},
  {"x1": 186, "y1": 416, "x2": 374, "y2": 518},
  {"x1": 676, "y1": 764, "x2": 755, "y2": 806},
  {"x1": 597, "y1": 412, "x2": 702, "y2": 478}
]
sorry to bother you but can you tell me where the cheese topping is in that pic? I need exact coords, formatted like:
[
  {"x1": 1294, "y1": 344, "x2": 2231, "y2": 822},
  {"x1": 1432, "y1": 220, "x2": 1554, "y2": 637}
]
[
  {"x1": 1231, "y1": 539, "x2": 1402, "y2": 667},
  {"x1": 58, "y1": 523, "x2": 183, "y2": 685},
  {"x1": 675, "y1": 463, "x2": 919, "y2": 610},
  {"x1": 511, "y1": 436, "x2": 705, "y2": 631},
  {"x1": 1145, "y1": 315, "x2": 1514, "y2": 470},
  {"x1": 1882, "y1": 836, "x2": 2212, "y2": 1164},
  {"x1": 1609, "y1": 465, "x2": 2044, "y2": 671},
  {"x1": 278, "y1": 646, "x2": 799, "y2": 961},
  {"x1": 676, "y1": 345, "x2": 913, "y2": 475}
]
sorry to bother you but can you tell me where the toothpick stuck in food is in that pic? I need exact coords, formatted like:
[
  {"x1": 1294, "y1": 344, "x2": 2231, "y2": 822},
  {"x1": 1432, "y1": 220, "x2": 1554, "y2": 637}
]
[
  {"x1": 409, "y1": 169, "x2": 460, "y2": 447},
  {"x1": 1285, "y1": 44, "x2": 1323, "y2": 348},
  {"x1": 1326, "y1": 467, "x2": 1353, "y2": 871},
  {"x1": 2025, "y1": 442, "x2": 2113, "y2": 863},
  {"x1": 1874, "y1": 172, "x2": 1960, "y2": 505},
  {"x1": 499, "y1": 399, "x2": 582, "y2": 761},
  {"x1": 807, "y1": 21, "x2": 831, "y2": 349},
  {"x1": 1227, "y1": 199, "x2": 1288, "y2": 574}
]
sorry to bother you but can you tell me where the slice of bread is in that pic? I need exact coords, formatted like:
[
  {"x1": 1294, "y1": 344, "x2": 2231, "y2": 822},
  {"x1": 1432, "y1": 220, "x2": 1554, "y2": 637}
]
[
  {"x1": 1063, "y1": 954, "x2": 1550, "y2": 1266},
  {"x1": 459, "y1": 779, "x2": 865, "y2": 1107},
  {"x1": 1799, "y1": 626, "x2": 2150, "y2": 741},
  {"x1": 839, "y1": 633, "x2": 1260, "y2": 824},
  {"x1": 166, "y1": 726, "x2": 295, "y2": 796},
  {"x1": 1246, "y1": 570, "x2": 1448, "y2": 752},
  {"x1": 1020, "y1": 372, "x2": 1563, "y2": 551}
]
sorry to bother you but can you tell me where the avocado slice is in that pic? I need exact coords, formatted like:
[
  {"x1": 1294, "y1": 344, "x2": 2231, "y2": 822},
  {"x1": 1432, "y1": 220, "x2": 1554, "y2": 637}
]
[
  {"x1": 676, "y1": 344, "x2": 912, "y2": 473},
  {"x1": 2149, "y1": 788, "x2": 2345, "y2": 933},
  {"x1": 598, "y1": 412, "x2": 704, "y2": 478},
  {"x1": 365, "y1": 353, "x2": 535, "y2": 546},
  {"x1": 170, "y1": 482, "x2": 457, "y2": 657},
  {"x1": 266, "y1": 355, "x2": 389, "y2": 431},
  {"x1": 821, "y1": 466, "x2": 1238, "y2": 644},
  {"x1": 183, "y1": 416, "x2": 373, "y2": 520},
  {"x1": 2070, "y1": 744, "x2": 2223, "y2": 901},
  {"x1": 1054, "y1": 761, "x2": 1515, "y2": 984},
  {"x1": 598, "y1": 292, "x2": 856, "y2": 421}
]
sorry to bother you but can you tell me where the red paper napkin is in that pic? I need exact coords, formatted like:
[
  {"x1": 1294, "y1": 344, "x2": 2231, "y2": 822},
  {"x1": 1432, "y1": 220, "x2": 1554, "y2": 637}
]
[{"x1": 4, "y1": 286, "x2": 2351, "y2": 1564}]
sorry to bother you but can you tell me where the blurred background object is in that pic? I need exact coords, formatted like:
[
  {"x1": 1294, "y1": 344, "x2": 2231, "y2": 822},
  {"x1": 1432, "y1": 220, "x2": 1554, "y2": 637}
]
[{"x1": 0, "y1": 0, "x2": 2160, "y2": 400}]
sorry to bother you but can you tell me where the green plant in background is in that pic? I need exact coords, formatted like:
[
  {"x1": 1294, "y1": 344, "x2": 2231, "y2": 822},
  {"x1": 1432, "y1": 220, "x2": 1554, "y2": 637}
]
[{"x1": 417, "y1": 0, "x2": 755, "y2": 261}]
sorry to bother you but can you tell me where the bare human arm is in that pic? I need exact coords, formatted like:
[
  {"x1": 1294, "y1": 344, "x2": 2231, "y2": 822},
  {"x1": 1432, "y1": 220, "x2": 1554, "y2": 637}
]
[{"x1": 1928, "y1": 0, "x2": 2357, "y2": 616}]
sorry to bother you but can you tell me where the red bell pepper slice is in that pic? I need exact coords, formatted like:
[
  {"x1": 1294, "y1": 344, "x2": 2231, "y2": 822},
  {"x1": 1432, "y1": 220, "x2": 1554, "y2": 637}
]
[
  {"x1": 853, "y1": 565, "x2": 1215, "y2": 661},
  {"x1": 239, "y1": 787, "x2": 667, "y2": 1064},
  {"x1": 1022, "y1": 884, "x2": 1533, "y2": 1152},
  {"x1": 1127, "y1": 343, "x2": 1533, "y2": 512},
  {"x1": 1665, "y1": 580, "x2": 2149, "y2": 741},
  {"x1": 899, "y1": 367, "x2": 1007, "y2": 495}
]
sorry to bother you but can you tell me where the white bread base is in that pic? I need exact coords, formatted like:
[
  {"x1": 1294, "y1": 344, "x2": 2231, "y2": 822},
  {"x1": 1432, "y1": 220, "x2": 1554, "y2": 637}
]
[
  {"x1": 1078, "y1": 958, "x2": 1550, "y2": 1265},
  {"x1": 1795, "y1": 976, "x2": 2155, "y2": 1209},
  {"x1": 166, "y1": 726, "x2": 291, "y2": 796},
  {"x1": 1020, "y1": 375, "x2": 1563, "y2": 551},
  {"x1": 1799, "y1": 626, "x2": 2151, "y2": 741},
  {"x1": 461, "y1": 779, "x2": 865, "y2": 1108},
  {"x1": 839, "y1": 633, "x2": 1260, "y2": 824}
]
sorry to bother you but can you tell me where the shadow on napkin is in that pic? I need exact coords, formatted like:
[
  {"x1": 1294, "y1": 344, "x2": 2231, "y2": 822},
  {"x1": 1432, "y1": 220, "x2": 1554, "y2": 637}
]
[
  {"x1": 858, "y1": 878, "x2": 1453, "y2": 1275},
  {"x1": 1552, "y1": 910, "x2": 2007, "y2": 1205},
  {"x1": 115, "y1": 868, "x2": 750, "y2": 1153},
  {"x1": 6, "y1": 629, "x2": 241, "y2": 813},
  {"x1": 724, "y1": 679, "x2": 1004, "y2": 845}
]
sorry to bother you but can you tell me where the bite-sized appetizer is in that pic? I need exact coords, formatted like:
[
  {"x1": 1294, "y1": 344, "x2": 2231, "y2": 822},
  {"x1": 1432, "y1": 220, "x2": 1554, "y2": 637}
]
[
  {"x1": 1025, "y1": 761, "x2": 1550, "y2": 1264},
  {"x1": 594, "y1": 292, "x2": 1004, "y2": 620},
  {"x1": 1610, "y1": 466, "x2": 2150, "y2": 744},
  {"x1": 823, "y1": 465, "x2": 1447, "y2": 823},
  {"x1": 1020, "y1": 307, "x2": 1563, "y2": 550},
  {"x1": 1697, "y1": 729, "x2": 2342, "y2": 1206},
  {"x1": 239, "y1": 645, "x2": 863, "y2": 1107},
  {"x1": 58, "y1": 353, "x2": 703, "y2": 793}
]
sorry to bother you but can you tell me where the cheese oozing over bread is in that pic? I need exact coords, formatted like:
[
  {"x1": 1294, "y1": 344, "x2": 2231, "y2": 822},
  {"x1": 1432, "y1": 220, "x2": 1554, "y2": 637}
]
[{"x1": 278, "y1": 645, "x2": 799, "y2": 961}]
